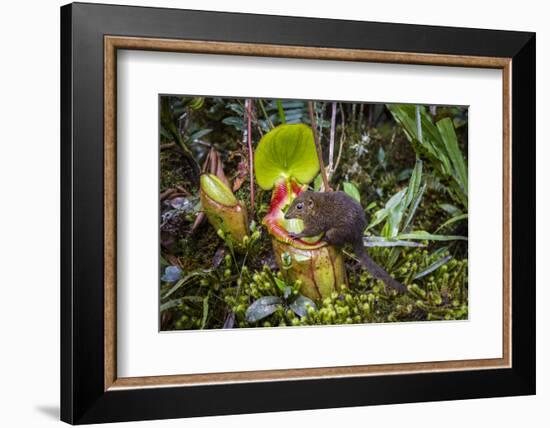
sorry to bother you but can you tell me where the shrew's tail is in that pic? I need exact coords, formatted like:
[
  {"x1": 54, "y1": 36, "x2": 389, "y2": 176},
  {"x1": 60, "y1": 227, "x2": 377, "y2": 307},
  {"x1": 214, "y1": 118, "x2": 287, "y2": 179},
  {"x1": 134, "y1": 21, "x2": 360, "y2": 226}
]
[{"x1": 353, "y1": 242, "x2": 408, "y2": 293}]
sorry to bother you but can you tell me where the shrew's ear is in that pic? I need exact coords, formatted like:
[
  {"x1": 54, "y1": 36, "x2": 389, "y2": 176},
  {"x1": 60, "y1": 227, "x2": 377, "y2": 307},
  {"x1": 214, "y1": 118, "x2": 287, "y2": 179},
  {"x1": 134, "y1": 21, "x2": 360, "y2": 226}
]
[{"x1": 308, "y1": 197, "x2": 314, "y2": 208}]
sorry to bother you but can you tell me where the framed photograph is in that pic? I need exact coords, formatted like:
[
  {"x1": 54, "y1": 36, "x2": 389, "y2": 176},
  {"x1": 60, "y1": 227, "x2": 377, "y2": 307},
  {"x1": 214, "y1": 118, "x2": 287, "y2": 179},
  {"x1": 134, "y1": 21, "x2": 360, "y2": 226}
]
[{"x1": 61, "y1": 2, "x2": 535, "y2": 424}]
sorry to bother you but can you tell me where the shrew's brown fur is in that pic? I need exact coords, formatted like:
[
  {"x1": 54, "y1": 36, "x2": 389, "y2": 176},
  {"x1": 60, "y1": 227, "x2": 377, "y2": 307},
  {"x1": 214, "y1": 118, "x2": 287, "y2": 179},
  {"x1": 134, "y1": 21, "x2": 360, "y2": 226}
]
[{"x1": 285, "y1": 191, "x2": 407, "y2": 293}]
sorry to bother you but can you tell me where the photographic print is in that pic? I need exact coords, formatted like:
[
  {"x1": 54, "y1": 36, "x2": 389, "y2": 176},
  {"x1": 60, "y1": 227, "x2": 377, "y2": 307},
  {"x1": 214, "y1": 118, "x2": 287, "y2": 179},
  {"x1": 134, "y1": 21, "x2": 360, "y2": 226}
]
[
  {"x1": 159, "y1": 97, "x2": 468, "y2": 331},
  {"x1": 61, "y1": 6, "x2": 534, "y2": 421}
]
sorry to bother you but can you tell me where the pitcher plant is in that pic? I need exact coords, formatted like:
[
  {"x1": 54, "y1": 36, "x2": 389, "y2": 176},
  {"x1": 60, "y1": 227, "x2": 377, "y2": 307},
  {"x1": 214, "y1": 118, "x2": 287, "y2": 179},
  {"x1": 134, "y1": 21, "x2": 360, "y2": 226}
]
[{"x1": 254, "y1": 124, "x2": 347, "y2": 301}]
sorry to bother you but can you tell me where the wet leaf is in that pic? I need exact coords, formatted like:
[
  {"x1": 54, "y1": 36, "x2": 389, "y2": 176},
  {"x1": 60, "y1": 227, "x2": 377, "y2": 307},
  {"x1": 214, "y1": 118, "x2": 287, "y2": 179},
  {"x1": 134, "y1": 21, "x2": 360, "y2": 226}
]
[
  {"x1": 245, "y1": 296, "x2": 283, "y2": 322},
  {"x1": 289, "y1": 295, "x2": 317, "y2": 318}
]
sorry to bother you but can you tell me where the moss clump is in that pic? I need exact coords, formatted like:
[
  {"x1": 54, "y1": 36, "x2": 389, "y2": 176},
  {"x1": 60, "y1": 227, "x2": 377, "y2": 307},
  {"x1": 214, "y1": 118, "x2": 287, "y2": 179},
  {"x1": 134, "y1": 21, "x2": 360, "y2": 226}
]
[{"x1": 220, "y1": 246, "x2": 467, "y2": 328}]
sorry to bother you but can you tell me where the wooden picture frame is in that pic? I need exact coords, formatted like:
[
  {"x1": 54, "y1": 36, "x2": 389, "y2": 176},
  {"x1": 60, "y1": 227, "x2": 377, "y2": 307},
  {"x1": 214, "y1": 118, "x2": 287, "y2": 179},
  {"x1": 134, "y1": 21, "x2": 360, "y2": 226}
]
[{"x1": 61, "y1": 2, "x2": 535, "y2": 424}]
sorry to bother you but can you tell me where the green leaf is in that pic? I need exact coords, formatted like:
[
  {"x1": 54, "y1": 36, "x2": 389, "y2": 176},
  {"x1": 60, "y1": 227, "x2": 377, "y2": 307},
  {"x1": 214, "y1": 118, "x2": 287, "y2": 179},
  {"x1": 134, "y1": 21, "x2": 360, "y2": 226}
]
[
  {"x1": 343, "y1": 182, "x2": 361, "y2": 203},
  {"x1": 397, "y1": 168, "x2": 412, "y2": 182},
  {"x1": 430, "y1": 247, "x2": 449, "y2": 259},
  {"x1": 377, "y1": 147, "x2": 386, "y2": 168},
  {"x1": 162, "y1": 270, "x2": 212, "y2": 299},
  {"x1": 200, "y1": 174, "x2": 238, "y2": 207},
  {"x1": 274, "y1": 276, "x2": 287, "y2": 293},
  {"x1": 276, "y1": 100, "x2": 287, "y2": 124},
  {"x1": 435, "y1": 213, "x2": 468, "y2": 233},
  {"x1": 188, "y1": 128, "x2": 212, "y2": 142},
  {"x1": 365, "y1": 201, "x2": 377, "y2": 211},
  {"x1": 363, "y1": 236, "x2": 425, "y2": 248},
  {"x1": 437, "y1": 118, "x2": 468, "y2": 195},
  {"x1": 159, "y1": 254, "x2": 169, "y2": 267},
  {"x1": 201, "y1": 293, "x2": 210, "y2": 329},
  {"x1": 387, "y1": 104, "x2": 443, "y2": 151},
  {"x1": 439, "y1": 203, "x2": 462, "y2": 216},
  {"x1": 387, "y1": 104, "x2": 468, "y2": 210},
  {"x1": 222, "y1": 116, "x2": 243, "y2": 130},
  {"x1": 382, "y1": 198, "x2": 406, "y2": 238},
  {"x1": 368, "y1": 188, "x2": 406, "y2": 230},
  {"x1": 405, "y1": 159, "x2": 423, "y2": 207},
  {"x1": 245, "y1": 296, "x2": 283, "y2": 322},
  {"x1": 289, "y1": 295, "x2": 316, "y2": 318},
  {"x1": 414, "y1": 255, "x2": 452, "y2": 280},
  {"x1": 402, "y1": 183, "x2": 426, "y2": 232},
  {"x1": 189, "y1": 97, "x2": 205, "y2": 110},
  {"x1": 160, "y1": 126, "x2": 172, "y2": 140},
  {"x1": 254, "y1": 124, "x2": 320, "y2": 190},
  {"x1": 160, "y1": 296, "x2": 203, "y2": 312},
  {"x1": 313, "y1": 174, "x2": 323, "y2": 191},
  {"x1": 397, "y1": 231, "x2": 467, "y2": 241}
]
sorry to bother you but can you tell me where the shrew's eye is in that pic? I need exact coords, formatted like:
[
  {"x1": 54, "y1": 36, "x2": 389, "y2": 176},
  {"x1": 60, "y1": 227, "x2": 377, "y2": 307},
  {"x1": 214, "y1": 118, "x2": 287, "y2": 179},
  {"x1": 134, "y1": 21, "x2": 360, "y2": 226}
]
[{"x1": 296, "y1": 203, "x2": 303, "y2": 210}]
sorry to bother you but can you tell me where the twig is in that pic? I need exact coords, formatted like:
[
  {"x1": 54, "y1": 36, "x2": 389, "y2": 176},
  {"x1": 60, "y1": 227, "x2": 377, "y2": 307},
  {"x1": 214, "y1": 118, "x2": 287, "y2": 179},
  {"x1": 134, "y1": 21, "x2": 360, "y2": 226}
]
[
  {"x1": 258, "y1": 99, "x2": 274, "y2": 129},
  {"x1": 206, "y1": 148, "x2": 230, "y2": 187},
  {"x1": 160, "y1": 188, "x2": 177, "y2": 201},
  {"x1": 317, "y1": 103, "x2": 325, "y2": 147},
  {"x1": 368, "y1": 104, "x2": 373, "y2": 128},
  {"x1": 333, "y1": 103, "x2": 346, "y2": 175},
  {"x1": 308, "y1": 101, "x2": 331, "y2": 192},
  {"x1": 328, "y1": 102, "x2": 337, "y2": 178},
  {"x1": 202, "y1": 149, "x2": 212, "y2": 173},
  {"x1": 246, "y1": 106, "x2": 264, "y2": 137},
  {"x1": 160, "y1": 142, "x2": 177, "y2": 151},
  {"x1": 189, "y1": 212, "x2": 205, "y2": 235},
  {"x1": 176, "y1": 185, "x2": 192, "y2": 196},
  {"x1": 167, "y1": 192, "x2": 189, "y2": 199},
  {"x1": 245, "y1": 99, "x2": 255, "y2": 217}
]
